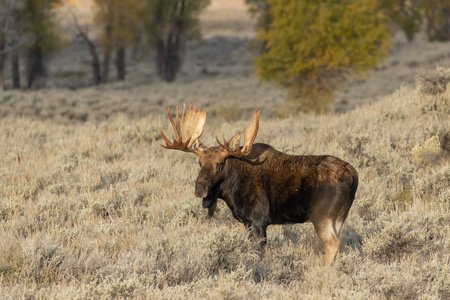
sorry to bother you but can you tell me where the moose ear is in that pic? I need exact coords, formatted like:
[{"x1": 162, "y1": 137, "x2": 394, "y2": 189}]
[
  {"x1": 226, "y1": 134, "x2": 241, "y2": 152},
  {"x1": 192, "y1": 139, "x2": 207, "y2": 151}
]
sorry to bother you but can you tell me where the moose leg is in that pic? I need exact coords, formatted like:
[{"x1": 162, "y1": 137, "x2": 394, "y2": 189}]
[
  {"x1": 250, "y1": 223, "x2": 267, "y2": 257},
  {"x1": 333, "y1": 217, "x2": 345, "y2": 239},
  {"x1": 334, "y1": 201, "x2": 353, "y2": 237},
  {"x1": 207, "y1": 202, "x2": 217, "y2": 218},
  {"x1": 313, "y1": 218, "x2": 340, "y2": 266}
]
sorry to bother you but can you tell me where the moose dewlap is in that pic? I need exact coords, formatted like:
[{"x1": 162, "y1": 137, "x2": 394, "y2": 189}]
[{"x1": 160, "y1": 104, "x2": 358, "y2": 266}]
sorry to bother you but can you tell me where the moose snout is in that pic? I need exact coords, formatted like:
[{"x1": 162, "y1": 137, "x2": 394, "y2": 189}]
[{"x1": 195, "y1": 178, "x2": 209, "y2": 198}]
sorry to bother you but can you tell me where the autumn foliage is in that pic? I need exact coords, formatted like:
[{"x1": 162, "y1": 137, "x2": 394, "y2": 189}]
[{"x1": 254, "y1": 0, "x2": 391, "y2": 112}]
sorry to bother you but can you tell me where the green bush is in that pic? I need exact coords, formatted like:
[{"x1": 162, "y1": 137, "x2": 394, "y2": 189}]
[{"x1": 254, "y1": 0, "x2": 391, "y2": 112}]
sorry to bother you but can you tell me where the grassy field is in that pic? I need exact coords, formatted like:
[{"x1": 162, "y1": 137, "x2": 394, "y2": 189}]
[
  {"x1": 1, "y1": 0, "x2": 450, "y2": 298},
  {"x1": 0, "y1": 65, "x2": 449, "y2": 299}
]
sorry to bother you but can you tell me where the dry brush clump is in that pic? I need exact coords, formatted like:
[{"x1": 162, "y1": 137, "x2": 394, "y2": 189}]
[{"x1": 0, "y1": 65, "x2": 449, "y2": 298}]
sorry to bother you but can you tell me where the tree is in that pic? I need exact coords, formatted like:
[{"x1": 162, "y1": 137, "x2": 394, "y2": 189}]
[
  {"x1": 70, "y1": 0, "x2": 142, "y2": 85},
  {"x1": 143, "y1": 0, "x2": 209, "y2": 82},
  {"x1": 0, "y1": 3, "x2": 10, "y2": 90},
  {"x1": 23, "y1": 0, "x2": 61, "y2": 88},
  {"x1": 70, "y1": 5, "x2": 102, "y2": 85},
  {"x1": 0, "y1": 34, "x2": 5, "y2": 91},
  {"x1": 255, "y1": 0, "x2": 391, "y2": 112},
  {"x1": 421, "y1": 0, "x2": 450, "y2": 41},
  {"x1": 245, "y1": 0, "x2": 271, "y2": 53},
  {"x1": 379, "y1": 0, "x2": 422, "y2": 41},
  {"x1": 0, "y1": 0, "x2": 61, "y2": 90},
  {"x1": 94, "y1": 0, "x2": 113, "y2": 83},
  {"x1": 6, "y1": 0, "x2": 25, "y2": 89},
  {"x1": 94, "y1": 0, "x2": 143, "y2": 82},
  {"x1": 380, "y1": 0, "x2": 450, "y2": 42}
]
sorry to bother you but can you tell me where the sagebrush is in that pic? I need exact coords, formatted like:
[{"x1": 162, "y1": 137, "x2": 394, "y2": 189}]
[{"x1": 0, "y1": 66, "x2": 449, "y2": 298}]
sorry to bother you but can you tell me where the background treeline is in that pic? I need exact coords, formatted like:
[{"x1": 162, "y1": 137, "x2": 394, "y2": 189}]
[
  {"x1": 0, "y1": 0, "x2": 449, "y2": 111},
  {"x1": 248, "y1": 0, "x2": 450, "y2": 111},
  {"x1": 0, "y1": 0, "x2": 210, "y2": 89}
]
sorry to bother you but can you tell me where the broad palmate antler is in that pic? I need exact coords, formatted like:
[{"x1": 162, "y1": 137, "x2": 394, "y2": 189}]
[
  {"x1": 216, "y1": 110, "x2": 260, "y2": 158},
  {"x1": 160, "y1": 103, "x2": 206, "y2": 154}
]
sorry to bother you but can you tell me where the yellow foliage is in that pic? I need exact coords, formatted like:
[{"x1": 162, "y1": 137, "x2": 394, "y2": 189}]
[
  {"x1": 94, "y1": 0, "x2": 144, "y2": 47},
  {"x1": 255, "y1": 0, "x2": 391, "y2": 112}
]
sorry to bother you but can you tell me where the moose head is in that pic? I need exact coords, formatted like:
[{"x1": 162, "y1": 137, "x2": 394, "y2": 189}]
[{"x1": 160, "y1": 103, "x2": 260, "y2": 213}]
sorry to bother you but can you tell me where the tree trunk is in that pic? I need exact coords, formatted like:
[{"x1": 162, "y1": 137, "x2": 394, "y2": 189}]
[
  {"x1": 156, "y1": 0, "x2": 185, "y2": 82},
  {"x1": 0, "y1": 37, "x2": 5, "y2": 91},
  {"x1": 101, "y1": 24, "x2": 112, "y2": 83},
  {"x1": 0, "y1": 61, "x2": 3, "y2": 91},
  {"x1": 11, "y1": 41, "x2": 20, "y2": 89},
  {"x1": 259, "y1": 3, "x2": 271, "y2": 54},
  {"x1": 26, "y1": 45, "x2": 46, "y2": 89},
  {"x1": 11, "y1": 10, "x2": 20, "y2": 89},
  {"x1": 156, "y1": 37, "x2": 165, "y2": 80},
  {"x1": 444, "y1": 8, "x2": 450, "y2": 41},
  {"x1": 157, "y1": 37, "x2": 178, "y2": 82},
  {"x1": 165, "y1": 33, "x2": 179, "y2": 82},
  {"x1": 131, "y1": 30, "x2": 145, "y2": 61},
  {"x1": 79, "y1": 32, "x2": 102, "y2": 85},
  {"x1": 116, "y1": 46, "x2": 125, "y2": 80},
  {"x1": 102, "y1": 49, "x2": 111, "y2": 83}
]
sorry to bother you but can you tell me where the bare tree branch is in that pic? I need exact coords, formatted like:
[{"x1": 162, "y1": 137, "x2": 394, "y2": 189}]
[
  {"x1": 69, "y1": 7, "x2": 102, "y2": 85},
  {"x1": 0, "y1": 40, "x2": 24, "y2": 55}
]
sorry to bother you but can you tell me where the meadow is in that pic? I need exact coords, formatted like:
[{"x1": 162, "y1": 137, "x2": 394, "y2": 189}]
[
  {"x1": 0, "y1": 64, "x2": 449, "y2": 299},
  {"x1": 1, "y1": 0, "x2": 450, "y2": 298}
]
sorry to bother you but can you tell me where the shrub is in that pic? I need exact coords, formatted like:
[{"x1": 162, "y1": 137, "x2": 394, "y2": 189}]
[
  {"x1": 416, "y1": 64, "x2": 450, "y2": 96},
  {"x1": 362, "y1": 223, "x2": 420, "y2": 263},
  {"x1": 0, "y1": 244, "x2": 26, "y2": 283},
  {"x1": 410, "y1": 135, "x2": 442, "y2": 166},
  {"x1": 413, "y1": 166, "x2": 450, "y2": 205},
  {"x1": 388, "y1": 189, "x2": 413, "y2": 211},
  {"x1": 254, "y1": 0, "x2": 391, "y2": 112},
  {"x1": 203, "y1": 227, "x2": 254, "y2": 275},
  {"x1": 23, "y1": 240, "x2": 64, "y2": 286}
]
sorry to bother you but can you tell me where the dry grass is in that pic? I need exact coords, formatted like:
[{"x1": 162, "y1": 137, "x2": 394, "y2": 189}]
[{"x1": 0, "y1": 64, "x2": 449, "y2": 299}]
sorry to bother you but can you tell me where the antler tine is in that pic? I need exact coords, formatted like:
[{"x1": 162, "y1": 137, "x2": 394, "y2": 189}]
[
  {"x1": 215, "y1": 136, "x2": 230, "y2": 152},
  {"x1": 160, "y1": 128, "x2": 171, "y2": 148},
  {"x1": 181, "y1": 103, "x2": 186, "y2": 127},
  {"x1": 243, "y1": 110, "x2": 260, "y2": 151},
  {"x1": 176, "y1": 105, "x2": 180, "y2": 133},
  {"x1": 159, "y1": 127, "x2": 193, "y2": 152},
  {"x1": 167, "y1": 106, "x2": 181, "y2": 142},
  {"x1": 215, "y1": 135, "x2": 246, "y2": 157}
]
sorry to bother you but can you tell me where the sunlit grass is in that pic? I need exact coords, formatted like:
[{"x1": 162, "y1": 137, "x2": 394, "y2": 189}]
[{"x1": 0, "y1": 67, "x2": 449, "y2": 298}]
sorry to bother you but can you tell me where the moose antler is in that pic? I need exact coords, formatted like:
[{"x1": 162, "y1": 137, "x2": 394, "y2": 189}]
[
  {"x1": 160, "y1": 103, "x2": 206, "y2": 154},
  {"x1": 216, "y1": 110, "x2": 261, "y2": 158}
]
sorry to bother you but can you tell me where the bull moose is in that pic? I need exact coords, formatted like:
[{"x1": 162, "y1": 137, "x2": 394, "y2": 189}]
[{"x1": 160, "y1": 104, "x2": 358, "y2": 265}]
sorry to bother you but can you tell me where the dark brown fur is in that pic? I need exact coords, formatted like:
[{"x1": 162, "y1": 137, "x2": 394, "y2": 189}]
[{"x1": 195, "y1": 143, "x2": 358, "y2": 265}]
